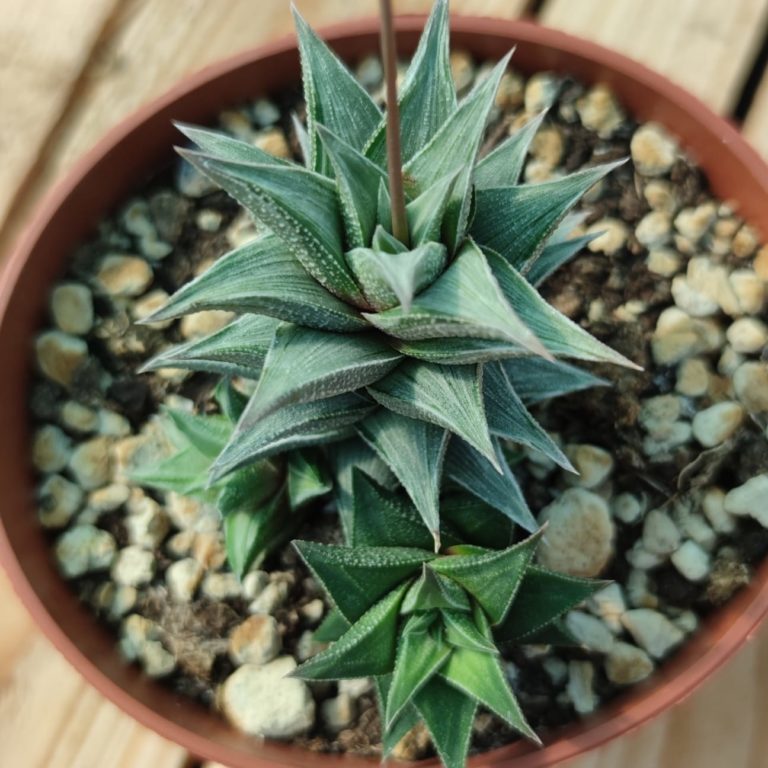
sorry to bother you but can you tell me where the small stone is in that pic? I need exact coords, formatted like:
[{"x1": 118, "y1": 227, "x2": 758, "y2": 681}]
[
  {"x1": 202, "y1": 572, "x2": 242, "y2": 601},
  {"x1": 706, "y1": 555, "x2": 751, "y2": 605},
  {"x1": 605, "y1": 642, "x2": 654, "y2": 685},
  {"x1": 754, "y1": 245, "x2": 768, "y2": 280},
  {"x1": 726, "y1": 317, "x2": 768, "y2": 353},
  {"x1": 131, "y1": 289, "x2": 173, "y2": 329},
  {"x1": 338, "y1": 678, "x2": 373, "y2": 699},
  {"x1": 165, "y1": 530, "x2": 195, "y2": 559},
  {"x1": 611, "y1": 492, "x2": 644, "y2": 524},
  {"x1": 35, "y1": 331, "x2": 88, "y2": 388},
  {"x1": 732, "y1": 224, "x2": 759, "y2": 259},
  {"x1": 229, "y1": 615, "x2": 281, "y2": 667},
  {"x1": 87, "y1": 483, "x2": 130, "y2": 514},
  {"x1": 635, "y1": 211, "x2": 671, "y2": 248},
  {"x1": 242, "y1": 570, "x2": 269, "y2": 601},
  {"x1": 642, "y1": 509, "x2": 681, "y2": 556},
  {"x1": 626, "y1": 569, "x2": 658, "y2": 609},
  {"x1": 673, "y1": 203, "x2": 716, "y2": 243},
  {"x1": 733, "y1": 361, "x2": 768, "y2": 412},
  {"x1": 631, "y1": 122, "x2": 677, "y2": 176},
  {"x1": 525, "y1": 72, "x2": 560, "y2": 113},
  {"x1": 449, "y1": 50, "x2": 475, "y2": 93},
  {"x1": 564, "y1": 444, "x2": 614, "y2": 489},
  {"x1": 120, "y1": 614, "x2": 159, "y2": 661},
  {"x1": 296, "y1": 629, "x2": 327, "y2": 662},
  {"x1": 718, "y1": 345, "x2": 745, "y2": 376},
  {"x1": 626, "y1": 541, "x2": 665, "y2": 570},
  {"x1": 192, "y1": 531, "x2": 227, "y2": 569},
  {"x1": 691, "y1": 401, "x2": 744, "y2": 447},
  {"x1": 68, "y1": 436, "x2": 113, "y2": 490},
  {"x1": 109, "y1": 584, "x2": 137, "y2": 618},
  {"x1": 566, "y1": 661, "x2": 597, "y2": 715},
  {"x1": 98, "y1": 409, "x2": 131, "y2": 437},
  {"x1": 355, "y1": 56, "x2": 383, "y2": 90},
  {"x1": 586, "y1": 218, "x2": 628, "y2": 256},
  {"x1": 139, "y1": 237, "x2": 173, "y2": 261},
  {"x1": 254, "y1": 128, "x2": 291, "y2": 159},
  {"x1": 32, "y1": 424, "x2": 71, "y2": 473},
  {"x1": 639, "y1": 394, "x2": 682, "y2": 440},
  {"x1": 676, "y1": 358, "x2": 710, "y2": 397},
  {"x1": 530, "y1": 126, "x2": 564, "y2": 168},
  {"x1": 671, "y1": 540, "x2": 710, "y2": 581},
  {"x1": 646, "y1": 247, "x2": 681, "y2": 277},
  {"x1": 38, "y1": 474, "x2": 83, "y2": 529},
  {"x1": 321, "y1": 693, "x2": 356, "y2": 734},
  {"x1": 565, "y1": 611, "x2": 615, "y2": 653},
  {"x1": 180, "y1": 310, "x2": 234, "y2": 340},
  {"x1": 729, "y1": 270, "x2": 764, "y2": 315},
  {"x1": 176, "y1": 158, "x2": 217, "y2": 198},
  {"x1": 251, "y1": 97, "x2": 281, "y2": 126},
  {"x1": 148, "y1": 189, "x2": 189, "y2": 243},
  {"x1": 95, "y1": 255, "x2": 153, "y2": 297},
  {"x1": 725, "y1": 474, "x2": 768, "y2": 527},
  {"x1": 55, "y1": 524, "x2": 116, "y2": 577},
  {"x1": 299, "y1": 598, "x2": 325, "y2": 625},
  {"x1": 643, "y1": 180, "x2": 677, "y2": 213},
  {"x1": 249, "y1": 580, "x2": 289, "y2": 614},
  {"x1": 220, "y1": 109, "x2": 253, "y2": 140},
  {"x1": 111, "y1": 545, "x2": 155, "y2": 586},
  {"x1": 120, "y1": 198, "x2": 156, "y2": 238},
  {"x1": 542, "y1": 657, "x2": 568, "y2": 686},
  {"x1": 60, "y1": 404, "x2": 98, "y2": 438},
  {"x1": 125, "y1": 490, "x2": 169, "y2": 549},
  {"x1": 220, "y1": 657, "x2": 315, "y2": 738},
  {"x1": 587, "y1": 583, "x2": 626, "y2": 633},
  {"x1": 671, "y1": 275, "x2": 719, "y2": 317},
  {"x1": 195, "y1": 209, "x2": 223, "y2": 232},
  {"x1": 537, "y1": 488, "x2": 614, "y2": 577},
  {"x1": 701, "y1": 487, "x2": 736, "y2": 534},
  {"x1": 495, "y1": 70, "x2": 524, "y2": 110},
  {"x1": 142, "y1": 640, "x2": 176, "y2": 678},
  {"x1": 651, "y1": 307, "x2": 723, "y2": 366},
  {"x1": 576, "y1": 83, "x2": 624, "y2": 137},
  {"x1": 642, "y1": 421, "x2": 692, "y2": 458},
  {"x1": 678, "y1": 511, "x2": 716, "y2": 551},
  {"x1": 621, "y1": 609, "x2": 684, "y2": 659},
  {"x1": 50, "y1": 283, "x2": 94, "y2": 335}
]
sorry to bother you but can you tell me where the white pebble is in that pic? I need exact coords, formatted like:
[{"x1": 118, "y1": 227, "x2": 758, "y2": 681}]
[
  {"x1": 670, "y1": 540, "x2": 710, "y2": 581},
  {"x1": 611, "y1": 492, "x2": 644, "y2": 524},
  {"x1": 631, "y1": 122, "x2": 677, "y2": 176},
  {"x1": 111, "y1": 545, "x2": 155, "y2": 586},
  {"x1": 68, "y1": 437, "x2": 113, "y2": 490},
  {"x1": 646, "y1": 247, "x2": 681, "y2": 277},
  {"x1": 564, "y1": 444, "x2": 614, "y2": 489},
  {"x1": 35, "y1": 331, "x2": 88, "y2": 388},
  {"x1": 202, "y1": 572, "x2": 242, "y2": 601},
  {"x1": 55, "y1": 524, "x2": 116, "y2": 578},
  {"x1": 95, "y1": 255, "x2": 153, "y2": 297},
  {"x1": 166, "y1": 558, "x2": 203, "y2": 603},
  {"x1": 726, "y1": 318, "x2": 768, "y2": 353},
  {"x1": 605, "y1": 642, "x2": 654, "y2": 685},
  {"x1": 642, "y1": 509, "x2": 681, "y2": 556},
  {"x1": 38, "y1": 474, "x2": 83, "y2": 528},
  {"x1": 50, "y1": 283, "x2": 94, "y2": 335},
  {"x1": 676, "y1": 358, "x2": 710, "y2": 397},
  {"x1": 587, "y1": 583, "x2": 627, "y2": 634},
  {"x1": 701, "y1": 487, "x2": 736, "y2": 534},
  {"x1": 733, "y1": 361, "x2": 768, "y2": 413},
  {"x1": 32, "y1": 424, "x2": 71, "y2": 473},
  {"x1": 565, "y1": 611, "x2": 615, "y2": 653},
  {"x1": 691, "y1": 401, "x2": 744, "y2": 447},
  {"x1": 635, "y1": 211, "x2": 671, "y2": 248},
  {"x1": 229, "y1": 615, "x2": 281, "y2": 666},
  {"x1": 566, "y1": 661, "x2": 597, "y2": 715},
  {"x1": 724, "y1": 475, "x2": 768, "y2": 527},
  {"x1": 621, "y1": 609, "x2": 684, "y2": 659}
]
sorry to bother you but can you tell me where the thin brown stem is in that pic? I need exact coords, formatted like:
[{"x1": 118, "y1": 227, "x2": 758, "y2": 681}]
[{"x1": 379, "y1": 0, "x2": 409, "y2": 246}]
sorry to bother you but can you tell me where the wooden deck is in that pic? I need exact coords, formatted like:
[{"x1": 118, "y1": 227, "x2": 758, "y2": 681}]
[{"x1": 2, "y1": 1, "x2": 768, "y2": 766}]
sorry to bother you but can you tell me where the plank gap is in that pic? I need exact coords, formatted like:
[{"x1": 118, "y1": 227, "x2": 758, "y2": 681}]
[{"x1": 733, "y1": 18, "x2": 768, "y2": 121}]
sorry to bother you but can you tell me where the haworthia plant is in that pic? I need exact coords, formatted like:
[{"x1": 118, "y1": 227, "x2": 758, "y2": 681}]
[{"x1": 142, "y1": 0, "x2": 635, "y2": 547}]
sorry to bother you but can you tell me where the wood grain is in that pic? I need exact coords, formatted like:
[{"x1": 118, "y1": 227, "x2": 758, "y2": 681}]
[
  {"x1": 744, "y1": 71, "x2": 768, "y2": 159},
  {"x1": 540, "y1": 0, "x2": 768, "y2": 116}
]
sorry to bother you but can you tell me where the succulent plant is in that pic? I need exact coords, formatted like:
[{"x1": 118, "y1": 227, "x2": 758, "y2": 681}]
[
  {"x1": 141, "y1": 0, "x2": 635, "y2": 549},
  {"x1": 291, "y1": 469, "x2": 604, "y2": 768},
  {"x1": 132, "y1": 381, "x2": 330, "y2": 577}
]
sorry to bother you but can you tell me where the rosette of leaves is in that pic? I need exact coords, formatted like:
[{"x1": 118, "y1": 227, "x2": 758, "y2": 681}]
[
  {"x1": 132, "y1": 382, "x2": 330, "y2": 576},
  {"x1": 290, "y1": 470, "x2": 604, "y2": 768},
  {"x1": 142, "y1": 0, "x2": 636, "y2": 546}
]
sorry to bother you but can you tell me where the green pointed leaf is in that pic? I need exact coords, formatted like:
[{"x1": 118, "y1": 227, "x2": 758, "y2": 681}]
[
  {"x1": 402, "y1": 565, "x2": 471, "y2": 614},
  {"x1": 316, "y1": 123, "x2": 386, "y2": 247},
  {"x1": 294, "y1": 541, "x2": 432, "y2": 623},
  {"x1": 376, "y1": 676, "x2": 421, "y2": 758},
  {"x1": 440, "y1": 493, "x2": 515, "y2": 550},
  {"x1": 503, "y1": 356, "x2": 609, "y2": 404},
  {"x1": 521, "y1": 618, "x2": 580, "y2": 646},
  {"x1": 406, "y1": 170, "x2": 461, "y2": 245},
  {"x1": 471, "y1": 161, "x2": 623, "y2": 268},
  {"x1": 141, "y1": 315, "x2": 277, "y2": 380},
  {"x1": 405, "y1": 54, "x2": 513, "y2": 251},
  {"x1": 474, "y1": 111, "x2": 546, "y2": 189},
  {"x1": 350, "y1": 470, "x2": 435, "y2": 550},
  {"x1": 293, "y1": 581, "x2": 409, "y2": 680},
  {"x1": 287, "y1": 450, "x2": 331, "y2": 509},
  {"x1": 346, "y1": 242, "x2": 447, "y2": 312},
  {"x1": 293, "y1": 8, "x2": 382, "y2": 175},
  {"x1": 164, "y1": 409, "x2": 231, "y2": 458},
  {"x1": 365, "y1": 0, "x2": 456, "y2": 165},
  {"x1": 210, "y1": 393, "x2": 375, "y2": 481},
  {"x1": 445, "y1": 438, "x2": 537, "y2": 531},
  {"x1": 486, "y1": 249, "x2": 640, "y2": 368},
  {"x1": 431, "y1": 531, "x2": 542, "y2": 624},
  {"x1": 386, "y1": 616, "x2": 451, "y2": 728},
  {"x1": 371, "y1": 223, "x2": 406, "y2": 254},
  {"x1": 214, "y1": 379, "x2": 249, "y2": 423},
  {"x1": 413, "y1": 677, "x2": 477, "y2": 768},
  {"x1": 176, "y1": 122, "x2": 290, "y2": 166},
  {"x1": 178, "y1": 149, "x2": 365, "y2": 305},
  {"x1": 484, "y1": 361, "x2": 573, "y2": 471},
  {"x1": 441, "y1": 647, "x2": 538, "y2": 742},
  {"x1": 394, "y1": 336, "x2": 524, "y2": 365},
  {"x1": 291, "y1": 112, "x2": 311, "y2": 165},
  {"x1": 365, "y1": 240, "x2": 548, "y2": 359},
  {"x1": 313, "y1": 607, "x2": 350, "y2": 643},
  {"x1": 330, "y1": 438, "x2": 395, "y2": 544},
  {"x1": 141, "y1": 234, "x2": 365, "y2": 332},
  {"x1": 368, "y1": 360, "x2": 498, "y2": 469},
  {"x1": 131, "y1": 446, "x2": 212, "y2": 498},
  {"x1": 358, "y1": 410, "x2": 449, "y2": 542},
  {"x1": 240, "y1": 324, "x2": 401, "y2": 423},
  {"x1": 442, "y1": 609, "x2": 498, "y2": 653},
  {"x1": 377, "y1": 180, "x2": 392, "y2": 233},
  {"x1": 494, "y1": 565, "x2": 605, "y2": 644},
  {"x1": 527, "y1": 232, "x2": 596, "y2": 287}
]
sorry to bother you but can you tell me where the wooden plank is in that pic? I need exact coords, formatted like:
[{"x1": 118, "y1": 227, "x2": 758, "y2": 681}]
[
  {"x1": 0, "y1": 0, "x2": 528, "y2": 257},
  {"x1": 539, "y1": 0, "x2": 768, "y2": 116},
  {"x1": 0, "y1": 567, "x2": 188, "y2": 768},
  {"x1": 744, "y1": 71, "x2": 768, "y2": 159},
  {"x1": 0, "y1": 0, "x2": 120, "y2": 241}
]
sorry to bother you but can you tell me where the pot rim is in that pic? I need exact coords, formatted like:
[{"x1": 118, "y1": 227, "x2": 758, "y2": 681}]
[{"x1": 2, "y1": 14, "x2": 768, "y2": 768}]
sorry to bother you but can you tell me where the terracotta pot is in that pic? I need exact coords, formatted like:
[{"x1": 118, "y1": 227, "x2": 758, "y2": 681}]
[{"x1": 2, "y1": 15, "x2": 768, "y2": 768}]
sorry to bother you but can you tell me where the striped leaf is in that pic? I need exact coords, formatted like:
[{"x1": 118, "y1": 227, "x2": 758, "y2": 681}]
[
  {"x1": 287, "y1": 450, "x2": 331, "y2": 509},
  {"x1": 442, "y1": 609, "x2": 498, "y2": 654},
  {"x1": 503, "y1": 356, "x2": 609, "y2": 404},
  {"x1": 406, "y1": 170, "x2": 461, "y2": 245},
  {"x1": 176, "y1": 122, "x2": 290, "y2": 166},
  {"x1": 394, "y1": 336, "x2": 525, "y2": 365}
]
